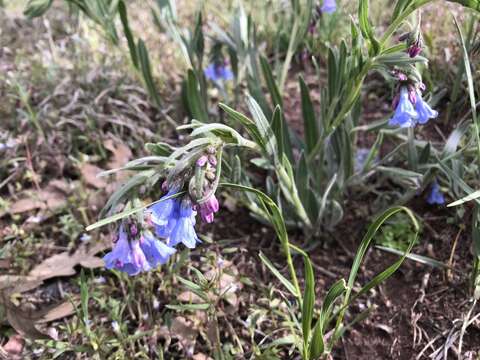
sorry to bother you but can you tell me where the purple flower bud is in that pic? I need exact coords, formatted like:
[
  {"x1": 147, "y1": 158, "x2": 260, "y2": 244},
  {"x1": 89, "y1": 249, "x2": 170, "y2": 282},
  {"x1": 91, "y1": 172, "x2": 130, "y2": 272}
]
[
  {"x1": 208, "y1": 155, "x2": 217, "y2": 166},
  {"x1": 408, "y1": 44, "x2": 422, "y2": 58},
  {"x1": 130, "y1": 223, "x2": 138, "y2": 237},
  {"x1": 392, "y1": 93, "x2": 400, "y2": 110},
  {"x1": 161, "y1": 181, "x2": 169, "y2": 192},
  {"x1": 196, "y1": 155, "x2": 208, "y2": 167},
  {"x1": 198, "y1": 194, "x2": 219, "y2": 224},
  {"x1": 408, "y1": 86, "x2": 417, "y2": 105},
  {"x1": 206, "y1": 171, "x2": 216, "y2": 181}
]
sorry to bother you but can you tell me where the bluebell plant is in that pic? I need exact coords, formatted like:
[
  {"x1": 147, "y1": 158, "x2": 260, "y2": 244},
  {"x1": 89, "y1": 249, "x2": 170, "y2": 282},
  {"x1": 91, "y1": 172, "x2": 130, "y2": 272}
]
[{"x1": 102, "y1": 144, "x2": 222, "y2": 275}]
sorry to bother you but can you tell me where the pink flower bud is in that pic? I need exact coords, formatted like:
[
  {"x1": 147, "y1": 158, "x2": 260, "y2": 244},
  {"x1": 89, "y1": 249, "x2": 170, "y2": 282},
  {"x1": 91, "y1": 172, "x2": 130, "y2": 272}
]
[
  {"x1": 198, "y1": 194, "x2": 220, "y2": 223},
  {"x1": 208, "y1": 155, "x2": 217, "y2": 166},
  {"x1": 196, "y1": 156, "x2": 208, "y2": 167}
]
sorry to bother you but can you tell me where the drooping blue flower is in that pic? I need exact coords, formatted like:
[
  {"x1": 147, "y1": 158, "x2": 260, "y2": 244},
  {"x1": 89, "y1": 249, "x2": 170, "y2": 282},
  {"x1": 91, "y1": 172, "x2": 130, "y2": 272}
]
[
  {"x1": 153, "y1": 199, "x2": 180, "y2": 239},
  {"x1": 140, "y1": 231, "x2": 176, "y2": 267},
  {"x1": 169, "y1": 200, "x2": 200, "y2": 249},
  {"x1": 427, "y1": 181, "x2": 445, "y2": 205},
  {"x1": 204, "y1": 63, "x2": 233, "y2": 82},
  {"x1": 388, "y1": 87, "x2": 418, "y2": 128},
  {"x1": 415, "y1": 90, "x2": 438, "y2": 125},
  {"x1": 103, "y1": 225, "x2": 151, "y2": 276},
  {"x1": 148, "y1": 188, "x2": 179, "y2": 227},
  {"x1": 321, "y1": 0, "x2": 336, "y2": 14}
]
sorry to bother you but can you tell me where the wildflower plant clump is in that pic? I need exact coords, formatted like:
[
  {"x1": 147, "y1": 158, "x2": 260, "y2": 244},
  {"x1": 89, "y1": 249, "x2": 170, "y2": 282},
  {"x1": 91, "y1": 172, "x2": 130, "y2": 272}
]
[
  {"x1": 101, "y1": 144, "x2": 222, "y2": 275},
  {"x1": 47, "y1": 0, "x2": 480, "y2": 357}
]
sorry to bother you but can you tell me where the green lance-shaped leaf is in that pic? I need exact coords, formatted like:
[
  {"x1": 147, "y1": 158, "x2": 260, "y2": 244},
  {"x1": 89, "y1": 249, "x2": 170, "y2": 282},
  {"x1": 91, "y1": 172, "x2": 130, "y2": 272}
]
[
  {"x1": 137, "y1": 40, "x2": 162, "y2": 108},
  {"x1": 186, "y1": 69, "x2": 209, "y2": 123},
  {"x1": 246, "y1": 96, "x2": 280, "y2": 163},
  {"x1": 271, "y1": 106, "x2": 293, "y2": 161},
  {"x1": 392, "y1": 0, "x2": 412, "y2": 22},
  {"x1": 358, "y1": 0, "x2": 380, "y2": 54},
  {"x1": 24, "y1": 0, "x2": 53, "y2": 17},
  {"x1": 448, "y1": 190, "x2": 480, "y2": 207},
  {"x1": 218, "y1": 103, "x2": 265, "y2": 153},
  {"x1": 299, "y1": 76, "x2": 318, "y2": 155},
  {"x1": 259, "y1": 252, "x2": 299, "y2": 298},
  {"x1": 118, "y1": 0, "x2": 138, "y2": 69},
  {"x1": 259, "y1": 55, "x2": 283, "y2": 109},
  {"x1": 310, "y1": 279, "x2": 347, "y2": 359},
  {"x1": 298, "y1": 247, "x2": 315, "y2": 355},
  {"x1": 330, "y1": 206, "x2": 419, "y2": 348}
]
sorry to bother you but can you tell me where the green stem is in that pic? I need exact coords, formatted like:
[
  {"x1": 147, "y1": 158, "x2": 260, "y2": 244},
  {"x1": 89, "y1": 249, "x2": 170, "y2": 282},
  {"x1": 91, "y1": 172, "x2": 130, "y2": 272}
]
[{"x1": 407, "y1": 127, "x2": 418, "y2": 171}]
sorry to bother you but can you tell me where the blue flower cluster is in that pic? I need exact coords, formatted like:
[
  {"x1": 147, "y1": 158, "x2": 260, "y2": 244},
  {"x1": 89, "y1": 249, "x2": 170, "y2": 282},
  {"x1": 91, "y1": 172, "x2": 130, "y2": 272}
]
[
  {"x1": 103, "y1": 188, "x2": 206, "y2": 276},
  {"x1": 389, "y1": 87, "x2": 438, "y2": 128},
  {"x1": 204, "y1": 63, "x2": 233, "y2": 82},
  {"x1": 427, "y1": 180, "x2": 445, "y2": 205},
  {"x1": 103, "y1": 223, "x2": 176, "y2": 276}
]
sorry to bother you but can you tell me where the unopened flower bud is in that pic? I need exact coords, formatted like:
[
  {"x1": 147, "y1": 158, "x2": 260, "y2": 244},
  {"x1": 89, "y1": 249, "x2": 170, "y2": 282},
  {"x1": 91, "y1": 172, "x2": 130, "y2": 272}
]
[
  {"x1": 161, "y1": 181, "x2": 169, "y2": 192},
  {"x1": 206, "y1": 146, "x2": 216, "y2": 155},
  {"x1": 130, "y1": 223, "x2": 138, "y2": 237},
  {"x1": 196, "y1": 155, "x2": 208, "y2": 167},
  {"x1": 407, "y1": 85, "x2": 417, "y2": 104},
  {"x1": 206, "y1": 171, "x2": 216, "y2": 181},
  {"x1": 406, "y1": 31, "x2": 423, "y2": 58},
  {"x1": 208, "y1": 155, "x2": 217, "y2": 166}
]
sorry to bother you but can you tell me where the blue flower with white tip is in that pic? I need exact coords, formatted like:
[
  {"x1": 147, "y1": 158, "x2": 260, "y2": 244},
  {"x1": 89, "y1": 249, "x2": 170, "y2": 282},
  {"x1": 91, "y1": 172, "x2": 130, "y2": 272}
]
[
  {"x1": 389, "y1": 87, "x2": 418, "y2": 128},
  {"x1": 169, "y1": 200, "x2": 200, "y2": 249},
  {"x1": 415, "y1": 90, "x2": 438, "y2": 125},
  {"x1": 103, "y1": 225, "x2": 151, "y2": 276},
  {"x1": 148, "y1": 188, "x2": 179, "y2": 226},
  {"x1": 140, "y1": 231, "x2": 176, "y2": 267}
]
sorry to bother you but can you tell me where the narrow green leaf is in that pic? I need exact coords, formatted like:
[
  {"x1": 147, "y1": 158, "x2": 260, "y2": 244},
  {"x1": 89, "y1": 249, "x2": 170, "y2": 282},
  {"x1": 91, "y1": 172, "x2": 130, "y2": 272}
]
[
  {"x1": 186, "y1": 69, "x2": 208, "y2": 123},
  {"x1": 448, "y1": 190, "x2": 480, "y2": 207},
  {"x1": 24, "y1": 0, "x2": 52, "y2": 17},
  {"x1": 87, "y1": 191, "x2": 186, "y2": 231},
  {"x1": 260, "y1": 55, "x2": 283, "y2": 108},
  {"x1": 375, "y1": 246, "x2": 449, "y2": 269},
  {"x1": 137, "y1": 40, "x2": 162, "y2": 108},
  {"x1": 299, "y1": 76, "x2": 318, "y2": 154},
  {"x1": 358, "y1": 0, "x2": 380, "y2": 54},
  {"x1": 259, "y1": 252, "x2": 299, "y2": 297},
  {"x1": 301, "y1": 252, "x2": 315, "y2": 348},
  {"x1": 118, "y1": 1, "x2": 139, "y2": 69},
  {"x1": 166, "y1": 303, "x2": 210, "y2": 311}
]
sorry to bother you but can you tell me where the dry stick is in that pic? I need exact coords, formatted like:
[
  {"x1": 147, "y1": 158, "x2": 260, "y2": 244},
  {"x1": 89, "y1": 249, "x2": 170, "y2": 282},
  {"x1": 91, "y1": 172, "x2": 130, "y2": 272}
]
[
  {"x1": 446, "y1": 228, "x2": 462, "y2": 282},
  {"x1": 25, "y1": 141, "x2": 41, "y2": 192}
]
